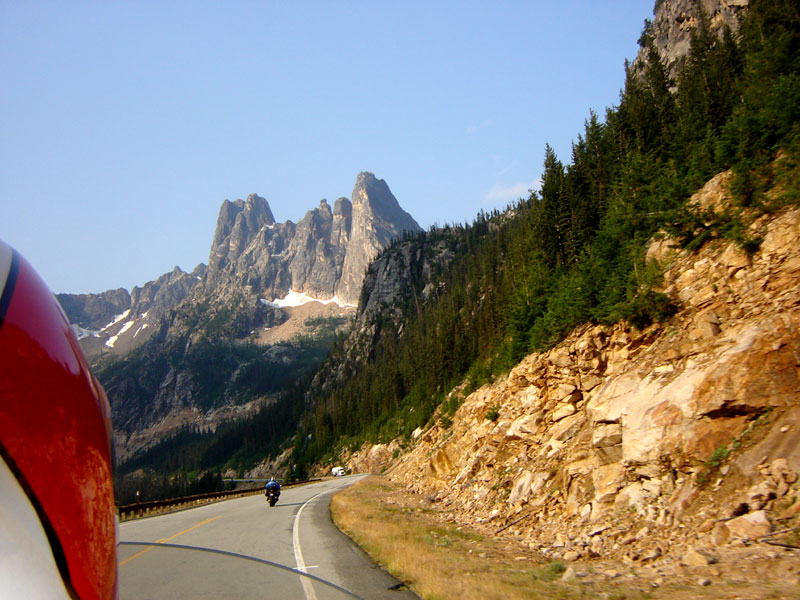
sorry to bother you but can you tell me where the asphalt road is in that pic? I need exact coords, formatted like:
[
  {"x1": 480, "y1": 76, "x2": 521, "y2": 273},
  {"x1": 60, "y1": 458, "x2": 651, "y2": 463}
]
[{"x1": 117, "y1": 475, "x2": 418, "y2": 600}]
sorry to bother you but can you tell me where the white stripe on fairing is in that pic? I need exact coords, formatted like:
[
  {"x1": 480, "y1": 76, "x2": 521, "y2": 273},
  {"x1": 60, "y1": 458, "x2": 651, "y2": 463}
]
[
  {"x1": 0, "y1": 455, "x2": 72, "y2": 599},
  {"x1": 0, "y1": 240, "x2": 13, "y2": 300}
]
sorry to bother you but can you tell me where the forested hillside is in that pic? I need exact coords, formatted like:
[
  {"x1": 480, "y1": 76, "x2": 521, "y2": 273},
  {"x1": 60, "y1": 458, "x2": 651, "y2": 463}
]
[{"x1": 116, "y1": 0, "x2": 799, "y2": 496}]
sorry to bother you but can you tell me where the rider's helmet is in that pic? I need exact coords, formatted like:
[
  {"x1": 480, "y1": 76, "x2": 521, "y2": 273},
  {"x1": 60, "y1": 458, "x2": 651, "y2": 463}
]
[{"x1": 0, "y1": 241, "x2": 118, "y2": 599}]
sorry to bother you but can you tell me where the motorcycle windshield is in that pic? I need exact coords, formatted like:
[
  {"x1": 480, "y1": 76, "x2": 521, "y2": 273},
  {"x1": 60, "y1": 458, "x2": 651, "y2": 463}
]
[{"x1": 117, "y1": 541, "x2": 361, "y2": 600}]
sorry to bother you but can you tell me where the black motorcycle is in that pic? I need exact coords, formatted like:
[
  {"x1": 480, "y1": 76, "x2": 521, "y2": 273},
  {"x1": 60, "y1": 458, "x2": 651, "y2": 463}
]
[{"x1": 265, "y1": 486, "x2": 280, "y2": 507}]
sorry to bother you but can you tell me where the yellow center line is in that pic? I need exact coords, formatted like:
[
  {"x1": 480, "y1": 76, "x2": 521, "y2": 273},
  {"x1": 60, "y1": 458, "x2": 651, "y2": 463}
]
[{"x1": 119, "y1": 515, "x2": 222, "y2": 566}]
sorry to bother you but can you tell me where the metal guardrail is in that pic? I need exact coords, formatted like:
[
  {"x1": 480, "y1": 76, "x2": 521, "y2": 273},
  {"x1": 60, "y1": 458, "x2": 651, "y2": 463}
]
[{"x1": 118, "y1": 479, "x2": 322, "y2": 521}]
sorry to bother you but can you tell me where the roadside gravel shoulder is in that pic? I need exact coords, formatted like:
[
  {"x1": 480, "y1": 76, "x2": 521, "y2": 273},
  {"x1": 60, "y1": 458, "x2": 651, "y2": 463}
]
[{"x1": 332, "y1": 476, "x2": 800, "y2": 600}]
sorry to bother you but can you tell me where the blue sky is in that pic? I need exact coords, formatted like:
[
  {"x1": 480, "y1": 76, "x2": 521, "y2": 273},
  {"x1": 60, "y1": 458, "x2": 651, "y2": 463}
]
[{"x1": 1, "y1": 1, "x2": 653, "y2": 294}]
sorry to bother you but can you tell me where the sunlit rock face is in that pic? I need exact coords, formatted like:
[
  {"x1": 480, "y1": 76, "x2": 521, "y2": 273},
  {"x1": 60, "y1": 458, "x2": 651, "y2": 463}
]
[
  {"x1": 204, "y1": 172, "x2": 421, "y2": 308},
  {"x1": 634, "y1": 0, "x2": 749, "y2": 79}
]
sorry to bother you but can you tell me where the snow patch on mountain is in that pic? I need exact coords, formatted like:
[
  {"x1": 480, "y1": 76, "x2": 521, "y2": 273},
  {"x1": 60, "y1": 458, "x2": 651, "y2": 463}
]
[
  {"x1": 262, "y1": 290, "x2": 356, "y2": 309},
  {"x1": 105, "y1": 319, "x2": 135, "y2": 348},
  {"x1": 103, "y1": 309, "x2": 131, "y2": 331}
]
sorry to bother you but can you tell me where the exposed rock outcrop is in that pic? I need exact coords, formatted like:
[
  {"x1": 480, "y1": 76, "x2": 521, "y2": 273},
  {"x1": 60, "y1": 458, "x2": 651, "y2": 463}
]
[
  {"x1": 357, "y1": 237, "x2": 456, "y2": 318},
  {"x1": 635, "y1": 0, "x2": 749, "y2": 79}
]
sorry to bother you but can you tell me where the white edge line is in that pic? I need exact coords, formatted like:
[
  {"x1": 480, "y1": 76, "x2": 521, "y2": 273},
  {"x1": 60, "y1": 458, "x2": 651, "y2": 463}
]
[
  {"x1": 293, "y1": 489, "x2": 327, "y2": 600},
  {"x1": 292, "y1": 480, "x2": 355, "y2": 600}
]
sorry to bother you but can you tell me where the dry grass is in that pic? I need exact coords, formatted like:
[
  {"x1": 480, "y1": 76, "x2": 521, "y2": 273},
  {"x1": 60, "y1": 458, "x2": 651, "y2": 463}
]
[
  {"x1": 331, "y1": 476, "x2": 638, "y2": 600},
  {"x1": 331, "y1": 476, "x2": 800, "y2": 600}
]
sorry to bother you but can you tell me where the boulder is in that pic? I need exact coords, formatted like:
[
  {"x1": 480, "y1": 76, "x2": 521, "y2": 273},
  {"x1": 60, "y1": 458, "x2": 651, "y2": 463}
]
[
  {"x1": 592, "y1": 423, "x2": 623, "y2": 448},
  {"x1": 508, "y1": 470, "x2": 535, "y2": 505},
  {"x1": 554, "y1": 413, "x2": 585, "y2": 441},
  {"x1": 505, "y1": 415, "x2": 541, "y2": 440},
  {"x1": 552, "y1": 403, "x2": 577, "y2": 421},
  {"x1": 561, "y1": 566, "x2": 578, "y2": 581},
  {"x1": 726, "y1": 510, "x2": 771, "y2": 541},
  {"x1": 592, "y1": 464, "x2": 627, "y2": 504},
  {"x1": 681, "y1": 549, "x2": 717, "y2": 566},
  {"x1": 711, "y1": 522, "x2": 731, "y2": 547}
]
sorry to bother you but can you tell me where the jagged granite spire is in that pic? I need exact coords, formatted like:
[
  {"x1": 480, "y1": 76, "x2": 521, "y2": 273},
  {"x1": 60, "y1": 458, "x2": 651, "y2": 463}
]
[
  {"x1": 207, "y1": 193, "x2": 275, "y2": 286},
  {"x1": 202, "y1": 173, "x2": 421, "y2": 306},
  {"x1": 336, "y1": 172, "x2": 421, "y2": 304}
]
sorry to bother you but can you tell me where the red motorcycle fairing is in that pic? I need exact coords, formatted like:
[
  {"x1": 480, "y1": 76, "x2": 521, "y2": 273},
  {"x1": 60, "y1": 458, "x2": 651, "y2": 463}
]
[{"x1": 0, "y1": 242, "x2": 117, "y2": 600}]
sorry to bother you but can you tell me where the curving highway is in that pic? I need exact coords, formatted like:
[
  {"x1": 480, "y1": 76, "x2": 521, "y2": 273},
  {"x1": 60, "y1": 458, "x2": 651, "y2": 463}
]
[{"x1": 117, "y1": 475, "x2": 417, "y2": 599}]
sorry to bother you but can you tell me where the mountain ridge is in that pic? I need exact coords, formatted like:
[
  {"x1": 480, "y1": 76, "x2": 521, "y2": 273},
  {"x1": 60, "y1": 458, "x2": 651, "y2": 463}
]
[{"x1": 59, "y1": 171, "x2": 420, "y2": 362}]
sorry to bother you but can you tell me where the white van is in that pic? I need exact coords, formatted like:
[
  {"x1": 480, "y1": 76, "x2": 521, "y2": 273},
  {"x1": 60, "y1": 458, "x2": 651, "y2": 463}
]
[{"x1": 331, "y1": 466, "x2": 346, "y2": 477}]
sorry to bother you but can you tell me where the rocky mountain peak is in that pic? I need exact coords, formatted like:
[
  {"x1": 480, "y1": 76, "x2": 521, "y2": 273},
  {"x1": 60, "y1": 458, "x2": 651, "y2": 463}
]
[
  {"x1": 331, "y1": 198, "x2": 352, "y2": 254},
  {"x1": 352, "y1": 171, "x2": 420, "y2": 243},
  {"x1": 298, "y1": 200, "x2": 333, "y2": 232},
  {"x1": 208, "y1": 194, "x2": 276, "y2": 284},
  {"x1": 200, "y1": 172, "x2": 421, "y2": 308},
  {"x1": 333, "y1": 197, "x2": 352, "y2": 217},
  {"x1": 335, "y1": 172, "x2": 422, "y2": 304}
]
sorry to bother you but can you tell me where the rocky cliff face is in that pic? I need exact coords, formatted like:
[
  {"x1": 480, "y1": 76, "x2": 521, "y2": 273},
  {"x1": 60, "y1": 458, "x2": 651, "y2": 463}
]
[
  {"x1": 204, "y1": 171, "x2": 421, "y2": 308},
  {"x1": 207, "y1": 193, "x2": 276, "y2": 286},
  {"x1": 636, "y1": 0, "x2": 749, "y2": 78},
  {"x1": 344, "y1": 171, "x2": 800, "y2": 571},
  {"x1": 58, "y1": 287, "x2": 132, "y2": 332},
  {"x1": 299, "y1": 230, "x2": 461, "y2": 404},
  {"x1": 338, "y1": 172, "x2": 422, "y2": 304}
]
